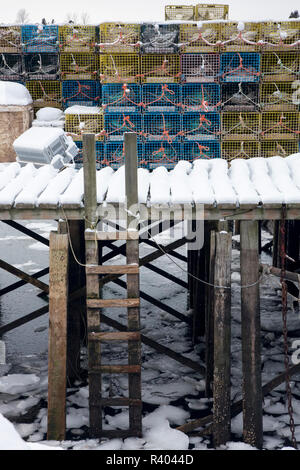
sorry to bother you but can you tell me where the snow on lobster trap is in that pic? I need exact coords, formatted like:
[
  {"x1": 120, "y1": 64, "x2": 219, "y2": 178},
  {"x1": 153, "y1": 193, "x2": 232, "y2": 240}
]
[
  {"x1": 261, "y1": 52, "x2": 300, "y2": 82},
  {"x1": 182, "y1": 83, "x2": 220, "y2": 112},
  {"x1": 143, "y1": 141, "x2": 182, "y2": 168},
  {"x1": 141, "y1": 23, "x2": 179, "y2": 54},
  {"x1": 62, "y1": 80, "x2": 101, "y2": 109},
  {"x1": 143, "y1": 112, "x2": 181, "y2": 141},
  {"x1": 220, "y1": 52, "x2": 260, "y2": 82},
  {"x1": 221, "y1": 82, "x2": 259, "y2": 112},
  {"x1": 165, "y1": 5, "x2": 195, "y2": 21},
  {"x1": 102, "y1": 83, "x2": 141, "y2": 112},
  {"x1": 21, "y1": 24, "x2": 58, "y2": 53},
  {"x1": 65, "y1": 108, "x2": 104, "y2": 140},
  {"x1": 260, "y1": 81, "x2": 300, "y2": 112},
  {"x1": 179, "y1": 23, "x2": 220, "y2": 53},
  {"x1": 99, "y1": 23, "x2": 140, "y2": 53},
  {"x1": 183, "y1": 140, "x2": 221, "y2": 160},
  {"x1": 221, "y1": 112, "x2": 260, "y2": 141},
  {"x1": 99, "y1": 54, "x2": 140, "y2": 83},
  {"x1": 195, "y1": 3, "x2": 229, "y2": 21},
  {"x1": 60, "y1": 53, "x2": 98, "y2": 80},
  {"x1": 73, "y1": 141, "x2": 105, "y2": 169},
  {"x1": 260, "y1": 20, "x2": 300, "y2": 50},
  {"x1": 26, "y1": 80, "x2": 62, "y2": 109},
  {"x1": 0, "y1": 26, "x2": 22, "y2": 53},
  {"x1": 140, "y1": 54, "x2": 180, "y2": 83},
  {"x1": 0, "y1": 53, "x2": 23, "y2": 81},
  {"x1": 24, "y1": 53, "x2": 59, "y2": 80},
  {"x1": 142, "y1": 83, "x2": 181, "y2": 112},
  {"x1": 105, "y1": 140, "x2": 144, "y2": 168},
  {"x1": 260, "y1": 139, "x2": 299, "y2": 157},
  {"x1": 222, "y1": 140, "x2": 260, "y2": 161},
  {"x1": 181, "y1": 53, "x2": 219, "y2": 82},
  {"x1": 182, "y1": 112, "x2": 220, "y2": 140},
  {"x1": 59, "y1": 25, "x2": 96, "y2": 52},
  {"x1": 219, "y1": 21, "x2": 261, "y2": 52},
  {"x1": 261, "y1": 112, "x2": 299, "y2": 140},
  {"x1": 104, "y1": 112, "x2": 143, "y2": 140}
]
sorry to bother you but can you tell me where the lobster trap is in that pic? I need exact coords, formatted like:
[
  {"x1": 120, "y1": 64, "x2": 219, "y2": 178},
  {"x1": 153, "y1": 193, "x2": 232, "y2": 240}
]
[
  {"x1": 0, "y1": 53, "x2": 23, "y2": 81},
  {"x1": 104, "y1": 113, "x2": 143, "y2": 140},
  {"x1": 260, "y1": 21, "x2": 300, "y2": 50},
  {"x1": 142, "y1": 83, "x2": 181, "y2": 112},
  {"x1": 105, "y1": 141, "x2": 144, "y2": 169},
  {"x1": 221, "y1": 112, "x2": 260, "y2": 141},
  {"x1": 261, "y1": 52, "x2": 300, "y2": 82},
  {"x1": 220, "y1": 22, "x2": 261, "y2": 52},
  {"x1": 140, "y1": 54, "x2": 180, "y2": 83},
  {"x1": 195, "y1": 4, "x2": 229, "y2": 21},
  {"x1": 260, "y1": 82, "x2": 299, "y2": 112},
  {"x1": 260, "y1": 112, "x2": 300, "y2": 141},
  {"x1": 179, "y1": 23, "x2": 220, "y2": 53},
  {"x1": 181, "y1": 53, "x2": 220, "y2": 82},
  {"x1": 26, "y1": 80, "x2": 62, "y2": 108},
  {"x1": 60, "y1": 53, "x2": 98, "y2": 80},
  {"x1": 260, "y1": 140, "x2": 299, "y2": 158},
  {"x1": 99, "y1": 54, "x2": 140, "y2": 83},
  {"x1": 182, "y1": 83, "x2": 221, "y2": 112},
  {"x1": 102, "y1": 83, "x2": 141, "y2": 112},
  {"x1": 165, "y1": 5, "x2": 195, "y2": 21},
  {"x1": 22, "y1": 24, "x2": 58, "y2": 52},
  {"x1": 141, "y1": 24, "x2": 179, "y2": 54},
  {"x1": 73, "y1": 141, "x2": 105, "y2": 169},
  {"x1": 65, "y1": 110, "x2": 104, "y2": 140},
  {"x1": 143, "y1": 141, "x2": 182, "y2": 169},
  {"x1": 0, "y1": 26, "x2": 22, "y2": 53},
  {"x1": 182, "y1": 112, "x2": 220, "y2": 140},
  {"x1": 220, "y1": 52, "x2": 260, "y2": 82},
  {"x1": 143, "y1": 112, "x2": 181, "y2": 141},
  {"x1": 183, "y1": 140, "x2": 221, "y2": 160},
  {"x1": 24, "y1": 53, "x2": 59, "y2": 80},
  {"x1": 59, "y1": 25, "x2": 96, "y2": 52},
  {"x1": 62, "y1": 80, "x2": 101, "y2": 108},
  {"x1": 221, "y1": 83, "x2": 259, "y2": 112},
  {"x1": 222, "y1": 141, "x2": 260, "y2": 161},
  {"x1": 99, "y1": 23, "x2": 140, "y2": 53}
]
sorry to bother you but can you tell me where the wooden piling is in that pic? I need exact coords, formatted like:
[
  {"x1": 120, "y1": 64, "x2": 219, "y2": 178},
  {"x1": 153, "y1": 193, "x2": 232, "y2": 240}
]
[
  {"x1": 205, "y1": 229, "x2": 216, "y2": 397},
  {"x1": 240, "y1": 220, "x2": 263, "y2": 449}
]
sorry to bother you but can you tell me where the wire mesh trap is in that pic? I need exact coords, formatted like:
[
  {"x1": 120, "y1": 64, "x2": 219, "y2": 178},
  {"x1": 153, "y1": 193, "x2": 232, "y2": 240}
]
[
  {"x1": 195, "y1": 4, "x2": 229, "y2": 21},
  {"x1": 60, "y1": 53, "x2": 98, "y2": 80},
  {"x1": 99, "y1": 54, "x2": 140, "y2": 83},
  {"x1": 260, "y1": 112, "x2": 299, "y2": 140},
  {"x1": 22, "y1": 24, "x2": 58, "y2": 53},
  {"x1": 142, "y1": 83, "x2": 181, "y2": 112},
  {"x1": 24, "y1": 53, "x2": 59, "y2": 80},
  {"x1": 0, "y1": 53, "x2": 23, "y2": 81},
  {"x1": 260, "y1": 81, "x2": 299, "y2": 112},
  {"x1": 140, "y1": 23, "x2": 179, "y2": 54},
  {"x1": 65, "y1": 110, "x2": 104, "y2": 140},
  {"x1": 260, "y1": 140, "x2": 299, "y2": 157},
  {"x1": 140, "y1": 54, "x2": 180, "y2": 83},
  {"x1": 104, "y1": 113, "x2": 143, "y2": 140},
  {"x1": 222, "y1": 140, "x2": 260, "y2": 161},
  {"x1": 221, "y1": 83, "x2": 259, "y2": 112},
  {"x1": 221, "y1": 112, "x2": 260, "y2": 141},
  {"x1": 99, "y1": 23, "x2": 140, "y2": 53},
  {"x1": 220, "y1": 22, "x2": 261, "y2": 52},
  {"x1": 0, "y1": 26, "x2": 22, "y2": 53},
  {"x1": 105, "y1": 141, "x2": 144, "y2": 168},
  {"x1": 59, "y1": 25, "x2": 96, "y2": 52},
  {"x1": 182, "y1": 112, "x2": 220, "y2": 141},
  {"x1": 73, "y1": 141, "x2": 105, "y2": 169},
  {"x1": 181, "y1": 53, "x2": 220, "y2": 83},
  {"x1": 165, "y1": 5, "x2": 195, "y2": 21},
  {"x1": 62, "y1": 80, "x2": 101, "y2": 108},
  {"x1": 143, "y1": 141, "x2": 182, "y2": 169},
  {"x1": 220, "y1": 52, "x2": 260, "y2": 82},
  {"x1": 183, "y1": 140, "x2": 221, "y2": 161},
  {"x1": 260, "y1": 20, "x2": 300, "y2": 50},
  {"x1": 179, "y1": 23, "x2": 220, "y2": 53},
  {"x1": 143, "y1": 112, "x2": 182, "y2": 141},
  {"x1": 182, "y1": 83, "x2": 221, "y2": 112},
  {"x1": 102, "y1": 83, "x2": 141, "y2": 112},
  {"x1": 26, "y1": 80, "x2": 62, "y2": 108},
  {"x1": 261, "y1": 52, "x2": 300, "y2": 82}
]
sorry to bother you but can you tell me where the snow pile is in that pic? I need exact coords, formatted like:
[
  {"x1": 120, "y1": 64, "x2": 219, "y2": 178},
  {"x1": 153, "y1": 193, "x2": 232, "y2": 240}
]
[
  {"x1": 96, "y1": 167, "x2": 114, "y2": 203},
  {"x1": 106, "y1": 166, "x2": 150, "y2": 204},
  {"x1": 229, "y1": 159, "x2": 260, "y2": 205},
  {"x1": 267, "y1": 156, "x2": 300, "y2": 204},
  {"x1": 0, "y1": 162, "x2": 20, "y2": 191},
  {"x1": 64, "y1": 105, "x2": 102, "y2": 115},
  {"x1": 37, "y1": 167, "x2": 76, "y2": 206},
  {"x1": 247, "y1": 157, "x2": 283, "y2": 204},
  {"x1": 0, "y1": 164, "x2": 36, "y2": 207},
  {"x1": 286, "y1": 153, "x2": 300, "y2": 189},
  {"x1": 59, "y1": 168, "x2": 84, "y2": 206},
  {"x1": 150, "y1": 167, "x2": 171, "y2": 204},
  {"x1": 144, "y1": 419, "x2": 189, "y2": 450},
  {"x1": 14, "y1": 165, "x2": 58, "y2": 206},
  {"x1": 170, "y1": 161, "x2": 193, "y2": 204},
  {"x1": 0, "y1": 374, "x2": 40, "y2": 395},
  {"x1": 36, "y1": 108, "x2": 64, "y2": 122},
  {"x1": 209, "y1": 159, "x2": 237, "y2": 204},
  {"x1": 0, "y1": 82, "x2": 32, "y2": 106},
  {"x1": 189, "y1": 159, "x2": 215, "y2": 204}
]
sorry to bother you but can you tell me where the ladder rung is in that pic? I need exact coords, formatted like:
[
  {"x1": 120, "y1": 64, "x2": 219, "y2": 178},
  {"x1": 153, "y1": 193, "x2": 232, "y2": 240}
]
[
  {"x1": 101, "y1": 398, "x2": 142, "y2": 407},
  {"x1": 87, "y1": 298, "x2": 140, "y2": 308},
  {"x1": 90, "y1": 365, "x2": 141, "y2": 374},
  {"x1": 85, "y1": 231, "x2": 139, "y2": 241},
  {"x1": 86, "y1": 264, "x2": 139, "y2": 275},
  {"x1": 89, "y1": 331, "x2": 140, "y2": 342}
]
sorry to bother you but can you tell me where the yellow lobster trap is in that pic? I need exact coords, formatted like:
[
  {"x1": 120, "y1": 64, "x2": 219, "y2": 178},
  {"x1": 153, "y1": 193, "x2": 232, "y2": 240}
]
[
  {"x1": 65, "y1": 110, "x2": 104, "y2": 140},
  {"x1": 59, "y1": 25, "x2": 96, "y2": 52},
  {"x1": 180, "y1": 23, "x2": 220, "y2": 53},
  {"x1": 222, "y1": 140, "x2": 260, "y2": 161},
  {"x1": 165, "y1": 5, "x2": 195, "y2": 21},
  {"x1": 261, "y1": 52, "x2": 300, "y2": 82},
  {"x1": 26, "y1": 80, "x2": 62, "y2": 109},
  {"x1": 261, "y1": 112, "x2": 300, "y2": 141},
  {"x1": 60, "y1": 52, "x2": 98, "y2": 80},
  {"x1": 99, "y1": 54, "x2": 140, "y2": 83},
  {"x1": 99, "y1": 23, "x2": 140, "y2": 53},
  {"x1": 261, "y1": 140, "x2": 299, "y2": 158},
  {"x1": 220, "y1": 22, "x2": 261, "y2": 52},
  {"x1": 260, "y1": 20, "x2": 300, "y2": 50},
  {"x1": 195, "y1": 4, "x2": 229, "y2": 21},
  {"x1": 260, "y1": 82, "x2": 300, "y2": 112},
  {"x1": 0, "y1": 26, "x2": 21, "y2": 53},
  {"x1": 140, "y1": 54, "x2": 180, "y2": 83},
  {"x1": 221, "y1": 113, "x2": 260, "y2": 141}
]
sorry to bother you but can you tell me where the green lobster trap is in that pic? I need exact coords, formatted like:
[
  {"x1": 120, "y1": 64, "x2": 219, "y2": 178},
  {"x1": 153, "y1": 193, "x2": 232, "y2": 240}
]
[
  {"x1": 260, "y1": 82, "x2": 299, "y2": 112},
  {"x1": 261, "y1": 52, "x2": 300, "y2": 82},
  {"x1": 99, "y1": 23, "x2": 140, "y2": 53},
  {"x1": 59, "y1": 25, "x2": 96, "y2": 52},
  {"x1": 221, "y1": 112, "x2": 261, "y2": 141},
  {"x1": 140, "y1": 54, "x2": 180, "y2": 83},
  {"x1": 60, "y1": 52, "x2": 98, "y2": 80},
  {"x1": 65, "y1": 109, "x2": 104, "y2": 140},
  {"x1": 222, "y1": 140, "x2": 261, "y2": 161},
  {"x1": 165, "y1": 5, "x2": 195, "y2": 21},
  {"x1": 195, "y1": 4, "x2": 229, "y2": 21},
  {"x1": 179, "y1": 23, "x2": 221, "y2": 53},
  {"x1": 260, "y1": 112, "x2": 299, "y2": 141},
  {"x1": 261, "y1": 140, "x2": 299, "y2": 157},
  {"x1": 0, "y1": 26, "x2": 22, "y2": 53},
  {"x1": 26, "y1": 81, "x2": 62, "y2": 109},
  {"x1": 99, "y1": 54, "x2": 140, "y2": 83},
  {"x1": 220, "y1": 22, "x2": 261, "y2": 52},
  {"x1": 260, "y1": 20, "x2": 300, "y2": 50}
]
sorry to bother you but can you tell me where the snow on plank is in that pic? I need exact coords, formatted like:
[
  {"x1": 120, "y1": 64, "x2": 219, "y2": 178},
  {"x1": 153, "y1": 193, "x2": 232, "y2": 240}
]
[
  {"x1": 267, "y1": 156, "x2": 300, "y2": 204},
  {"x1": 286, "y1": 153, "x2": 300, "y2": 190},
  {"x1": 14, "y1": 165, "x2": 58, "y2": 208},
  {"x1": 0, "y1": 162, "x2": 20, "y2": 191},
  {"x1": 96, "y1": 167, "x2": 114, "y2": 203},
  {"x1": 209, "y1": 159, "x2": 237, "y2": 205},
  {"x1": 0, "y1": 164, "x2": 37, "y2": 208},
  {"x1": 170, "y1": 161, "x2": 193, "y2": 204},
  {"x1": 189, "y1": 160, "x2": 215, "y2": 205},
  {"x1": 247, "y1": 158, "x2": 284, "y2": 204},
  {"x1": 59, "y1": 168, "x2": 84, "y2": 207},
  {"x1": 149, "y1": 166, "x2": 171, "y2": 205},
  {"x1": 229, "y1": 159, "x2": 260, "y2": 205},
  {"x1": 105, "y1": 166, "x2": 150, "y2": 204},
  {"x1": 37, "y1": 167, "x2": 76, "y2": 207}
]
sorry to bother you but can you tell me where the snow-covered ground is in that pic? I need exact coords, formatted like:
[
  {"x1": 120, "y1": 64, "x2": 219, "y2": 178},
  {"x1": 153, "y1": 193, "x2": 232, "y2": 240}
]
[{"x1": 0, "y1": 221, "x2": 300, "y2": 450}]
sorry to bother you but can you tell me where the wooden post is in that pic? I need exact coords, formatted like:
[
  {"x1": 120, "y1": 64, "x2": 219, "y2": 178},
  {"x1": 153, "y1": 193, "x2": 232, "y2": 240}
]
[
  {"x1": 47, "y1": 230, "x2": 69, "y2": 441},
  {"x1": 213, "y1": 230, "x2": 232, "y2": 447},
  {"x1": 240, "y1": 220, "x2": 263, "y2": 449},
  {"x1": 205, "y1": 229, "x2": 216, "y2": 397}
]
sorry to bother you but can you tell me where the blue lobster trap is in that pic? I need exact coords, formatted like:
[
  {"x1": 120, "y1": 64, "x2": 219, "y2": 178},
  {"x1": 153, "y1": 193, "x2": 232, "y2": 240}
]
[
  {"x1": 105, "y1": 141, "x2": 144, "y2": 169},
  {"x1": 62, "y1": 80, "x2": 101, "y2": 109},
  {"x1": 182, "y1": 113, "x2": 220, "y2": 141},
  {"x1": 102, "y1": 83, "x2": 141, "y2": 113},
  {"x1": 143, "y1": 141, "x2": 183, "y2": 169},
  {"x1": 183, "y1": 141, "x2": 221, "y2": 161},
  {"x1": 24, "y1": 53, "x2": 59, "y2": 80},
  {"x1": 220, "y1": 53, "x2": 260, "y2": 82},
  {"x1": 73, "y1": 141, "x2": 105, "y2": 169},
  {"x1": 182, "y1": 83, "x2": 221, "y2": 112},
  {"x1": 0, "y1": 53, "x2": 23, "y2": 81},
  {"x1": 142, "y1": 83, "x2": 181, "y2": 112},
  {"x1": 144, "y1": 112, "x2": 182, "y2": 141},
  {"x1": 141, "y1": 23, "x2": 179, "y2": 54},
  {"x1": 104, "y1": 113, "x2": 143, "y2": 141},
  {"x1": 22, "y1": 25, "x2": 58, "y2": 52}
]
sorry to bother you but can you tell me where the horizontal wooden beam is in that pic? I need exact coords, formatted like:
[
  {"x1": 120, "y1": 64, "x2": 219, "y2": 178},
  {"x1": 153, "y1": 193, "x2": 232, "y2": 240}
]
[
  {"x1": 88, "y1": 331, "x2": 140, "y2": 341},
  {"x1": 260, "y1": 263, "x2": 300, "y2": 284},
  {"x1": 87, "y1": 298, "x2": 140, "y2": 308},
  {"x1": 86, "y1": 264, "x2": 139, "y2": 275},
  {"x1": 90, "y1": 365, "x2": 141, "y2": 374}
]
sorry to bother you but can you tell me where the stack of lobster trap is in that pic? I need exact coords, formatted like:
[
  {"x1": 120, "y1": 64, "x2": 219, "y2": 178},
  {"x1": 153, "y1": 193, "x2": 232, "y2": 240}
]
[{"x1": 0, "y1": 13, "x2": 299, "y2": 168}]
